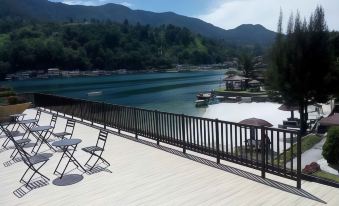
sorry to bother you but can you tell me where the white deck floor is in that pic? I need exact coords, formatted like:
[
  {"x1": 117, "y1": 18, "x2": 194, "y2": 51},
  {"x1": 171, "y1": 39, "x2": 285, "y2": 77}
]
[{"x1": 0, "y1": 109, "x2": 339, "y2": 206}]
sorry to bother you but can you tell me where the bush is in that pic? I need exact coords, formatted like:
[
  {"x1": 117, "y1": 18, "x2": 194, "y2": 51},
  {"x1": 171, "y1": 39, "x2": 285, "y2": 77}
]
[
  {"x1": 7, "y1": 96, "x2": 26, "y2": 105},
  {"x1": 322, "y1": 126, "x2": 339, "y2": 165},
  {"x1": 0, "y1": 86, "x2": 12, "y2": 92},
  {"x1": 0, "y1": 90, "x2": 16, "y2": 97}
]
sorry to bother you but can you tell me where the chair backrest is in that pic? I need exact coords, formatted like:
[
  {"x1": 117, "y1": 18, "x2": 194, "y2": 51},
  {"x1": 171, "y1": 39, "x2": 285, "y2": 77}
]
[
  {"x1": 65, "y1": 119, "x2": 76, "y2": 135},
  {"x1": 0, "y1": 124, "x2": 31, "y2": 166},
  {"x1": 48, "y1": 114, "x2": 58, "y2": 133},
  {"x1": 96, "y1": 130, "x2": 108, "y2": 150},
  {"x1": 49, "y1": 114, "x2": 57, "y2": 127},
  {"x1": 33, "y1": 109, "x2": 42, "y2": 125},
  {"x1": 35, "y1": 109, "x2": 41, "y2": 120}
]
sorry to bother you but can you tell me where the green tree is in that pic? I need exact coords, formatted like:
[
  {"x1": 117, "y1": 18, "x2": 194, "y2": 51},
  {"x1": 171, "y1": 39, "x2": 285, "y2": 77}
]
[
  {"x1": 268, "y1": 6, "x2": 337, "y2": 135},
  {"x1": 238, "y1": 51, "x2": 254, "y2": 77},
  {"x1": 322, "y1": 126, "x2": 339, "y2": 164}
]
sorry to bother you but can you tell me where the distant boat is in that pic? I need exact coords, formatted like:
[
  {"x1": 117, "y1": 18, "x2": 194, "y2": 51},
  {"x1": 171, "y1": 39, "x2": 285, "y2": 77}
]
[
  {"x1": 166, "y1": 70, "x2": 179, "y2": 73},
  {"x1": 87, "y1": 91, "x2": 102, "y2": 96},
  {"x1": 195, "y1": 100, "x2": 208, "y2": 107},
  {"x1": 196, "y1": 92, "x2": 213, "y2": 100}
]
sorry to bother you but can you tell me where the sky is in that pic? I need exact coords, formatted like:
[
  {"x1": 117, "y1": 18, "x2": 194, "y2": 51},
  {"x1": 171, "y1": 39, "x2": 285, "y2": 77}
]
[{"x1": 49, "y1": 0, "x2": 339, "y2": 31}]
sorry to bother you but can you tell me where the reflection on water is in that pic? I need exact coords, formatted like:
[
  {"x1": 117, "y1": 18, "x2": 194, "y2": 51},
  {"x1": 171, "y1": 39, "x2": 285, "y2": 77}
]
[{"x1": 1, "y1": 70, "x2": 225, "y2": 116}]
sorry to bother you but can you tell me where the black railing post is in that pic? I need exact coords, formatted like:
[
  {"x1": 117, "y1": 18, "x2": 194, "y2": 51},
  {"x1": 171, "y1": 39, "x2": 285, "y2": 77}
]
[
  {"x1": 297, "y1": 132, "x2": 302, "y2": 189},
  {"x1": 118, "y1": 107, "x2": 121, "y2": 134},
  {"x1": 134, "y1": 108, "x2": 138, "y2": 139},
  {"x1": 215, "y1": 119, "x2": 220, "y2": 164},
  {"x1": 80, "y1": 102, "x2": 84, "y2": 122},
  {"x1": 102, "y1": 102, "x2": 107, "y2": 129},
  {"x1": 155, "y1": 110, "x2": 160, "y2": 145},
  {"x1": 182, "y1": 114, "x2": 186, "y2": 154},
  {"x1": 261, "y1": 126, "x2": 266, "y2": 178}
]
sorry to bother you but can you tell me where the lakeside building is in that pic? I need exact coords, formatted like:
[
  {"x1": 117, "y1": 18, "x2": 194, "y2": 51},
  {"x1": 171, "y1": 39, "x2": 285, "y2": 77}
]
[{"x1": 47, "y1": 68, "x2": 61, "y2": 77}]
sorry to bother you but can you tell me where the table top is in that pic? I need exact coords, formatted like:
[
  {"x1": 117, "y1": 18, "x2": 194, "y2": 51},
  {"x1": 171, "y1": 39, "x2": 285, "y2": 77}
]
[
  {"x1": 18, "y1": 119, "x2": 38, "y2": 124},
  {"x1": 30, "y1": 125, "x2": 53, "y2": 132},
  {"x1": 10, "y1": 113, "x2": 27, "y2": 118},
  {"x1": 52, "y1": 139, "x2": 82, "y2": 147}
]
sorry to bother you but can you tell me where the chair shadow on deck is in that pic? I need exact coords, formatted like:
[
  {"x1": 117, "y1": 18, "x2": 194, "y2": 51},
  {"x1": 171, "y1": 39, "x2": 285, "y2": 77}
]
[
  {"x1": 113, "y1": 131, "x2": 326, "y2": 204},
  {"x1": 13, "y1": 178, "x2": 49, "y2": 198},
  {"x1": 3, "y1": 153, "x2": 53, "y2": 168},
  {"x1": 85, "y1": 165, "x2": 112, "y2": 175}
]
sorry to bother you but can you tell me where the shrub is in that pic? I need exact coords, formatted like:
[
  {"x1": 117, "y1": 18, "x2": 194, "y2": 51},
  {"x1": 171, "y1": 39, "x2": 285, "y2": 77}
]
[
  {"x1": 7, "y1": 96, "x2": 26, "y2": 105},
  {"x1": 322, "y1": 126, "x2": 339, "y2": 165},
  {"x1": 0, "y1": 90, "x2": 16, "y2": 97},
  {"x1": 302, "y1": 162, "x2": 320, "y2": 174},
  {"x1": 0, "y1": 86, "x2": 12, "y2": 92}
]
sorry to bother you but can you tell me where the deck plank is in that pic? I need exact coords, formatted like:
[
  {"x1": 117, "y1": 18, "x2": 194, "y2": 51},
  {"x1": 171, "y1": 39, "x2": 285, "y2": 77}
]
[{"x1": 0, "y1": 109, "x2": 338, "y2": 206}]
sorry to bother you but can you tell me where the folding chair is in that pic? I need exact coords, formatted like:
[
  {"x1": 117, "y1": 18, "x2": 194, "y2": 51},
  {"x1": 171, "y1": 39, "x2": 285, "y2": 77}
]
[
  {"x1": 43, "y1": 114, "x2": 58, "y2": 140},
  {"x1": 1, "y1": 124, "x2": 26, "y2": 149},
  {"x1": 17, "y1": 109, "x2": 42, "y2": 140},
  {"x1": 51, "y1": 118, "x2": 76, "y2": 139},
  {"x1": 82, "y1": 130, "x2": 110, "y2": 171},
  {"x1": 0, "y1": 125, "x2": 50, "y2": 187}
]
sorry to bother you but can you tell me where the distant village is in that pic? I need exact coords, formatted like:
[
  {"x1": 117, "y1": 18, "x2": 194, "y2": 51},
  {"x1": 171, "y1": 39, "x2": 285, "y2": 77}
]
[{"x1": 4, "y1": 56, "x2": 267, "y2": 81}]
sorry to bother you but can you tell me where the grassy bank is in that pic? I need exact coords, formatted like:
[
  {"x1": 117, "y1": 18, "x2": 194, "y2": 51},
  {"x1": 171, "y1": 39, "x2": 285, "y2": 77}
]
[
  {"x1": 275, "y1": 134, "x2": 323, "y2": 166},
  {"x1": 313, "y1": 171, "x2": 339, "y2": 183}
]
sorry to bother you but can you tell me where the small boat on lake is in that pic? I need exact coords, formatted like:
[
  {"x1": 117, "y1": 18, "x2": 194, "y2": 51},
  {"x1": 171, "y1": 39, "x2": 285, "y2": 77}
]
[
  {"x1": 87, "y1": 91, "x2": 103, "y2": 96},
  {"x1": 195, "y1": 100, "x2": 208, "y2": 107},
  {"x1": 196, "y1": 92, "x2": 214, "y2": 100}
]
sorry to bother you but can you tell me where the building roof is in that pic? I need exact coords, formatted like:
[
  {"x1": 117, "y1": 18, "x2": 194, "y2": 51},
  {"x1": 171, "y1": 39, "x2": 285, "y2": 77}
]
[
  {"x1": 248, "y1": 79, "x2": 261, "y2": 84},
  {"x1": 319, "y1": 113, "x2": 339, "y2": 126},
  {"x1": 223, "y1": 75, "x2": 249, "y2": 81}
]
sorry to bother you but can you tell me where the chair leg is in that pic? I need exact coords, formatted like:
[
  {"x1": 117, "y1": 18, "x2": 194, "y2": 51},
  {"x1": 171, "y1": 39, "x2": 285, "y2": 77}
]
[
  {"x1": 84, "y1": 154, "x2": 94, "y2": 167},
  {"x1": 10, "y1": 148, "x2": 17, "y2": 158},
  {"x1": 20, "y1": 166, "x2": 31, "y2": 183},
  {"x1": 21, "y1": 162, "x2": 49, "y2": 187},
  {"x1": 2, "y1": 137, "x2": 10, "y2": 148},
  {"x1": 86, "y1": 151, "x2": 110, "y2": 171},
  {"x1": 100, "y1": 157, "x2": 111, "y2": 166},
  {"x1": 89, "y1": 156, "x2": 101, "y2": 171}
]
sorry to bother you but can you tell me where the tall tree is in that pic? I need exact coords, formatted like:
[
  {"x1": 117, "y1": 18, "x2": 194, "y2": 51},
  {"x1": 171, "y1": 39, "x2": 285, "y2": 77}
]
[
  {"x1": 268, "y1": 6, "x2": 337, "y2": 135},
  {"x1": 238, "y1": 51, "x2": 254, "y2": 77}
]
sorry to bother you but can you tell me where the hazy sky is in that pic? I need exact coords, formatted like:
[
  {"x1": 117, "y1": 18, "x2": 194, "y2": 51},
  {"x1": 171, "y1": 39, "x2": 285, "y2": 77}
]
[{"x1": 50, "y1": 0, "x2": 339, "y2": 31}]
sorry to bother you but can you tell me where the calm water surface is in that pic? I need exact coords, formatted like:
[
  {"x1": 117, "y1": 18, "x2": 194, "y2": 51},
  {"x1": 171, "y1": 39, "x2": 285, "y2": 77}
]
[{"x1": 1, "y1": 70, "x2": 226, "y2": 116}]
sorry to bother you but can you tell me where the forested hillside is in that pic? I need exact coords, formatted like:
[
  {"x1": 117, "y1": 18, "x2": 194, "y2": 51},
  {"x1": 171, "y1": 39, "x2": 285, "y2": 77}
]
[
  {"x1": 0, "y1": 18, "x2": 237, "y2": 77},
  {"x1": 0, "y1": 0, "x2": 276, "y2": 46}
]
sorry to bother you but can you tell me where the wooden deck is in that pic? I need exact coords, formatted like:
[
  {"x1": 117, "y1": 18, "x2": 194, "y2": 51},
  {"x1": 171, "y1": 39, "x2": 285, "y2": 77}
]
[{"x1": 0, "y1": 109, "x2": 338, "y2": 206}]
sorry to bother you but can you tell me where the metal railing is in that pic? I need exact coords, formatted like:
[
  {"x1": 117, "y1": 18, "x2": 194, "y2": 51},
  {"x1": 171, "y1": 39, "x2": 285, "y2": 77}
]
[{"x1": 24, "y1": 93, "x2": 302, "y2": 188}]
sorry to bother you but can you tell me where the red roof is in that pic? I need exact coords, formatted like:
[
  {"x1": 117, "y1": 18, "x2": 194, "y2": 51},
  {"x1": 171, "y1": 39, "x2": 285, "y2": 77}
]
[{"x1": 319, "y1": 113, "x2": 339, "y2": 126}]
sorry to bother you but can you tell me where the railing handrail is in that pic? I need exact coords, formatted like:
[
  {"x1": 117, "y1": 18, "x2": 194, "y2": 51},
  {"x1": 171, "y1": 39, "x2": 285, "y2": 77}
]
[
  {"x1": 24, "y1": 92, "x2": 299, "y2": 135},
  {"x1": 25, "y1": 92, "x2": 302, "y2": 188}
]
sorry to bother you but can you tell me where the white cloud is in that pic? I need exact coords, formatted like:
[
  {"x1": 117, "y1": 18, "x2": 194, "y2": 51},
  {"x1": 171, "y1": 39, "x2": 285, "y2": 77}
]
[
  {"x1": 119, "y1": 2, "x2": 133, "y2": 8},
  {"x1": 58, "y1": 0, "x2": 133, "y2": 7},
  {"x1": 198, "y1": 0, "x2": 339, "y2": 31}
]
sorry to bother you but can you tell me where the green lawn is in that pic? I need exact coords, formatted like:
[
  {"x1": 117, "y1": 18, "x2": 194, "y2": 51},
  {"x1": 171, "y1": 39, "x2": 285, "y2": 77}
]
[
  {"x1": 313, "y1": 171, "x2": 339, "y2": 183},
  {"x1": 0, "y1": 97, "x2": 7, "y2": 106},
  {"x1": 275, "y1": 134, "x2": 323, "y2": 166},
  {"x1": 214, "y1": 88, "x2": 266, "y2": 95}
]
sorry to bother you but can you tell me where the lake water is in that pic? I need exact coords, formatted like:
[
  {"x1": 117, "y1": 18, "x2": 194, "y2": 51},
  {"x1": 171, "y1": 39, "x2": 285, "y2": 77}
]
[
  {"x1": 1, "y1": 70, "x2": 226, "y2": 116},
  {"x1": 2, "y1": 70, "x2": 329, "y2": 126}
]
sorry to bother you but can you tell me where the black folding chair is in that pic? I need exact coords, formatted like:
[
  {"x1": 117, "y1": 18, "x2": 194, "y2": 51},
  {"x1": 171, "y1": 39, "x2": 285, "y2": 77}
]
[
  {"x1": 1, "y1": 123, "x2": 27, "y2": 151},
  {"x1": 0, "y1": 125, "x2": 50, "y2": 187},
  {"x1": 82, "y1": 130, "x2": 110, "y2": 171},
  {"x1": 51, "y1": 119, "x2": 76, "y2": 139},
  {"x1": 18, "y1": 109, "x2": 42, "y2": 139},
  {"x1": 43, "y1": 114, "x2": 58, "y2": 140}
]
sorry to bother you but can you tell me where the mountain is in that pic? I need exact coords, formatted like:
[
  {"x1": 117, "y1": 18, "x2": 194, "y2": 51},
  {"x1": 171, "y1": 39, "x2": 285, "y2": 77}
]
[{"x1": 0, "y1": 0, "x2": 276, "y2": 46}]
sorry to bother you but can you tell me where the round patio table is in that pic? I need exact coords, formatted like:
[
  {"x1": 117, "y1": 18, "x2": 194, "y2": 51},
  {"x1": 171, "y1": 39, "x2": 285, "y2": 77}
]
[{"x1": 52, "y1": 139, "x2": 86, "y2": 179}]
